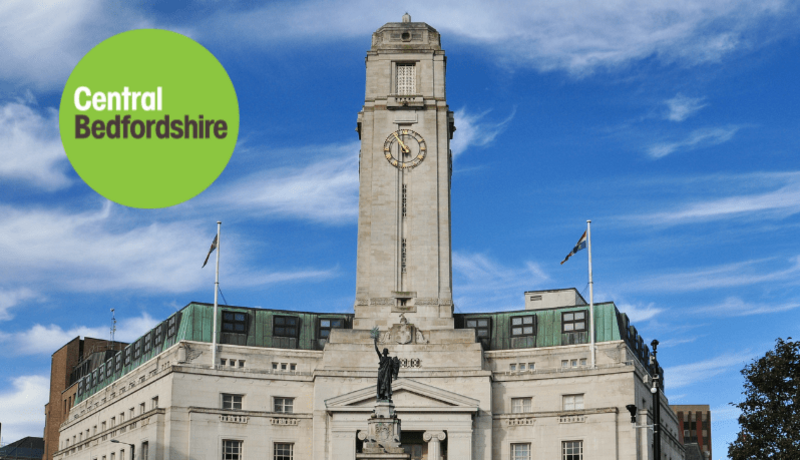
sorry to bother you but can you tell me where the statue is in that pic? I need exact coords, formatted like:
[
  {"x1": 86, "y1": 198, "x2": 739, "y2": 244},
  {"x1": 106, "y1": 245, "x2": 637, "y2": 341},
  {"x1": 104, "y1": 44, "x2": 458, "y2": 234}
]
[{"x1": 371, "y1": 327, "x2": 400, "y2": 401}]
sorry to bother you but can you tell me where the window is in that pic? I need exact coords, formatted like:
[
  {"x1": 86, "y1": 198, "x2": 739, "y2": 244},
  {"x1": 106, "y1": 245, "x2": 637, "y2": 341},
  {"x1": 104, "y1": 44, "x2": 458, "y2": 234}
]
[
  {"x1": 220, "y1": 359, "x2": 226, "y2": 366},
  {"x1": 562, "y1": 394, "x2": 584, "y2": 411},
  {"x1": 290, "y1": 363, "x2": 296, "y2": 371},
  {"x1": 527, "y1": 362, "x2": 535, "y2": 371},
  {"x1": 120, "y1": 412, "x2": 125, "y2": 422},
  {"x1": 274, "y1": 443, "x2": 293, "y2": 460},
  {"x1": 511, "y1": 397, "x2": 532, "y2": 413},
  {"x1": 143, "y1": 331, "x2": 153, "y2": 353},
  {"x1": 396, "y1": 64, "x2": 416, "y2": 95},
  {"x1": 510, "y1": 315, "x2": 536, "y2": 336},
  {"x1": 272, "y1": 363, "x2": 278, "y2": 370},
  {"x1": 318, "y1": 318, "x2": 344, "y2": 340},
  {"x1": 239, "y1": 360, "x2": 245, "y2": 368},
  {"x1": 102, "y1": 421, "x2": 106, "y2": 431},
  {"x1": 511, "y1": 443, "x2": 530, "y2": 460},
  {"x1": 141, "y1": 442, "x2": 149, "y2": 460},
  {"x1": 167, "y1": 315, "x2": 178, "y2": 338},
  {"x1": 93, "y1": 425, "x2": 97, "y2": 435},
  {"x1": 273, "y1": 316, "x2": 298, "y2": 337},
  {"x1": 465, "y1": 318, "x2": 491, "y2": 339},
  {"x1": 229, "y1": 359, "x2": 235, "y2": 367},
  {"x1": 222, "y1": 312, "x2": 248, "y2": 333},
  {"x1": 115, "y1": 353, "x2": 123, "y2": 373},
  {"x1": 222, "y1": 394, "x2": 243, "y2": 410},
  {"x1": 223, "y1": 440, "x2": 242, "y2": 460},
  {"x1": 154, "y1": 323, "x2": 164, "y2": 347},
  {"x1": 129, "y1": 408, "x2": 135, "y2": 418},
  {"x1": 120, "y1": 450, "x2": 124, "y2": 460},
  {"x1": 563, "y1": 440, "x2": 583, "y2": 460},
  {"x1": 139, "y1": 403, "x2": 146, "y2": 415},
  {"x1": 123, "y1": 347, "x2": 132, "y2": 366},
  {"x1": 133, "y1": 339, "x2": 141, "y2": 360},
  {"x1": 274, "y1": 397, "x2": 294, "y2": 413},
  {"x1": 509, "y1": 363, "x2": 516, "y2": 371},
  {"x1": 110, "y1": 453, "x2": 115, "y2": 460},
  {"x1": 111, "y1": 417, "x2": 115, "y2": 427},
  {"x1": 106, "y1": 359, "x2": 113, "y2": 378},
  {"x1": 151, "y1": 396, "x2": 158, "y2": 409},
  {"x1": 562, "y1": 311, "x2": 587, "y2": 333}
]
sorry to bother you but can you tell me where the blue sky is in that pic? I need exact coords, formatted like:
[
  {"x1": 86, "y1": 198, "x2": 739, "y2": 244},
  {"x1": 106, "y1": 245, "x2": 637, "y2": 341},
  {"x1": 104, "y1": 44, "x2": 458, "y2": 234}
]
[{"x1": 1, "y1": 1, "x2": 799, "y2": 456}]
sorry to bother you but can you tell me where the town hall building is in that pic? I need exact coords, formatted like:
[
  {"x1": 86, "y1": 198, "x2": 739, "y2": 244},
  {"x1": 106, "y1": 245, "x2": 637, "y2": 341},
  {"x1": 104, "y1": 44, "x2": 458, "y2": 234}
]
[{"x1": 48, "y1": 15, "x2": 685, "y2": 460}]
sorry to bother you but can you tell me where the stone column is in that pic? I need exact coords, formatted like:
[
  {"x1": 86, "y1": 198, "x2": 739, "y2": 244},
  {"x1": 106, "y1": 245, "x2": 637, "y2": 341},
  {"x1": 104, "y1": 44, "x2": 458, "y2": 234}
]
[{"x1": 423, "y1": 431, "x2": 446, "y2": 460}]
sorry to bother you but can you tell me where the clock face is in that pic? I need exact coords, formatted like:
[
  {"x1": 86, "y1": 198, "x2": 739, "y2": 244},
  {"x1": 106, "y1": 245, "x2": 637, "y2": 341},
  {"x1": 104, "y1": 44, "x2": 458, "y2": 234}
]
[{"x1": 383, "y1": 129, "x2": 426, "y2": 169}]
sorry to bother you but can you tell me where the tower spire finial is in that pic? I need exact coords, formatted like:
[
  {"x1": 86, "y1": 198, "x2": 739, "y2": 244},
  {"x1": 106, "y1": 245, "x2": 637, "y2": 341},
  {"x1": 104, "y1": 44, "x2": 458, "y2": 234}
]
[{"x1": 402, "y1": 12, "x2": 411, "y2": 23}]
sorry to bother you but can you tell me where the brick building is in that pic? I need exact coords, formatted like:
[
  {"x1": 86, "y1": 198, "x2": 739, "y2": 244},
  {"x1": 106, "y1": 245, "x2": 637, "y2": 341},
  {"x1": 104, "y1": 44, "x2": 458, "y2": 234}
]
[
  {"x1": 670, "y1": 405, "x2": 711, "y2": 459},
  {"x1": 42, "y1": 337, "x2": 125, "y2": 460}
]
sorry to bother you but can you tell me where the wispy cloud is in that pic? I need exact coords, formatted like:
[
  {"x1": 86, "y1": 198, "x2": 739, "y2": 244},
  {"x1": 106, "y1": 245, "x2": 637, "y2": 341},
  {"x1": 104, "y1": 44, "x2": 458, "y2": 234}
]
[
  {"x1": 695, "y1": 296, "x2": 800, "y2": 317},
  {"x1": 0, "y1": 202, "x2": 337, "y2": 294},
  {"x1": 664, "y1": 94, "x2": 707, "y2": 122},
  {"x1": 0, "y1": 312, "x2": 159, "y2": 356},
  {"x1": 665, "y1": 352, "x2": 751, "y2": 389},
  {"x1": 0, "y1": 288, "x2": 38, "y2": 321},
  {"x1": 453, "y1": 251, "x2": 550, "y2": 311},
  {"x1": 202, "y1": 143, "x2": 360, "y2": 225},
  {"x1": 630, "y1": 256, "x2": 800, "y2": 292},
  {"x1": 0, "y1": 375, "x2": 49, "y2": 443},
  {"x1": 617, "y1": 302, "x2": 663, "y2": 322},
  {"x1": 198, "y1": 1, "x2": 795, "y2": 76},
  {"x1": 451, "y1": 108, "x2": 515, "y2": 158},
  {"x1": 0, "y1": 102, "x2": 71, "y2": 190},
  {"x1": 640, "y1": 172, "x2": 800, "y2": 224},
  {"x1": 647, "y1": 126, "x2": 740, "y2": 158}
]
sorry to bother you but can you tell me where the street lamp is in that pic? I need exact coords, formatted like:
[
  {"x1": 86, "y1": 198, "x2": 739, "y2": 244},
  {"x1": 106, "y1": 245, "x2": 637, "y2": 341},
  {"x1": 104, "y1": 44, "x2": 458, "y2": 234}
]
[
  {"x1": 110, "y1": 439, "x2": 135, "y2": 460},
  {"x1": 650, "y1": 339, "x2": 661, "y2": 460}
]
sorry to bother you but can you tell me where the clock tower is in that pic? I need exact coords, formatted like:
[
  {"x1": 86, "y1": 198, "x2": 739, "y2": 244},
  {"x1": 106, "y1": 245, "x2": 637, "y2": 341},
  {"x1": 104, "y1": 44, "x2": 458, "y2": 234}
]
[{"x1": 354, "y1": 14, "x2": 456, "y2": 330}]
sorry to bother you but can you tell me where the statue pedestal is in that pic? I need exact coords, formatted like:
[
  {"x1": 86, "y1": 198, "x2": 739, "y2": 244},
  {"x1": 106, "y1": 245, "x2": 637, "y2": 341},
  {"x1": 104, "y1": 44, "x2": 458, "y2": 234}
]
[{"x1": 357, "y1": 401, "x2": 408, "y2": 458}]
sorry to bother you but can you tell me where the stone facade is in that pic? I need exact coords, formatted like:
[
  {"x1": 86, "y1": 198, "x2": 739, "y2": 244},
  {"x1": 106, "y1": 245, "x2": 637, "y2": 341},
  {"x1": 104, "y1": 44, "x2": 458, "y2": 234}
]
[{"x1": 51, "y1": 16, "x2": 686, "y2": 460}]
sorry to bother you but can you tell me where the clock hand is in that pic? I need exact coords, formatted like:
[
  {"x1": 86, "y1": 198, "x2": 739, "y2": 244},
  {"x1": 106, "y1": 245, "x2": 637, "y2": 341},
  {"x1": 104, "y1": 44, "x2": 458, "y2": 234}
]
[{"x1": 392, "y1": 132, "x2": 410, "y2": 154}]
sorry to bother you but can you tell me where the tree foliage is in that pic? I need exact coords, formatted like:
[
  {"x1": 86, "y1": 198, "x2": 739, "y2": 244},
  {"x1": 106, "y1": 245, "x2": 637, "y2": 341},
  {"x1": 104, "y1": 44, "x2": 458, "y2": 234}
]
[{"x1": 728, "y1": 338, "x2": 800, "y2": 460}]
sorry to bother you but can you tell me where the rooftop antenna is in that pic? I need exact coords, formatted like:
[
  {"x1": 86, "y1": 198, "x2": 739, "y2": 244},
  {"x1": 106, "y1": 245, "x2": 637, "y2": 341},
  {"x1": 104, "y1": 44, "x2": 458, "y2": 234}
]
[{"x1": 110, "y1": 308, "x2": 117, "y2": 348}]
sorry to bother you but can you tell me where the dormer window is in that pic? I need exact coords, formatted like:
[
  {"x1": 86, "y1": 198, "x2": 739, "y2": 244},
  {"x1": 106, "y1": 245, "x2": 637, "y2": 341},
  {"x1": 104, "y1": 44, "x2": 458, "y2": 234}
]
[{"x1": 396, "y1": 64, "x2": 416, "y2": 95}]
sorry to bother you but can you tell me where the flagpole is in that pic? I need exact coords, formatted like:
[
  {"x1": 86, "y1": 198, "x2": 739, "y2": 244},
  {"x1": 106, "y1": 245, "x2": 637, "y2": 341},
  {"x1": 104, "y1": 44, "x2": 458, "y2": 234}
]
[
  {"x1": 211, "y1": 221, "x2": 221, "y2": 369},
  {"x1": 587, "y1": 219, "x2": 595, "y2": 368}
]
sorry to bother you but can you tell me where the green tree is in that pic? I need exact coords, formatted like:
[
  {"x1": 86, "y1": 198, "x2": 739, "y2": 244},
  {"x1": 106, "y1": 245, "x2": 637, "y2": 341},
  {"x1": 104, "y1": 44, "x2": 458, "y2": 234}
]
[{"x1": 728, "y1": 338, "x2": 800, "y2": 460}]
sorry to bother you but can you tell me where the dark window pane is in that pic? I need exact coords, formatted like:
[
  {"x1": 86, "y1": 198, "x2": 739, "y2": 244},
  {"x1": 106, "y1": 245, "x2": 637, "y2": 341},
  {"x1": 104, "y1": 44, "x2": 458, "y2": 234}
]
[
  {"x1": 235, "y1": 313, "x2": 245, "y2": 321},
  {"x1": 331, "y1": 320, "x2": 343, "y2": 328},
  {"x1": 477, "y1": 329, "x2": 488, "y2": 337},
  {"x1": 287, "y1": 328, "x2": 296, "y2": 336},
  {"x1": 223, "y1": 313, "x2": 234, "y2": 321},
  {"x1": 275, "y1": 327, "x2": 285, "y2": 335},
  {"x1": 275, "y1": 317, "x2": 285, "y2": 325},
  {"x1": 320, "y1": 329, "x2": 330, "y2": 338},
  {"x1": 286, "y1": 318, "x2": 297, "y2": 326},
  {"x1": 223, "y1": 323, "x2": 233, "y2": 331},
  {"x1": 234, "y1": 324, "x2": 245, "y2": 332}
]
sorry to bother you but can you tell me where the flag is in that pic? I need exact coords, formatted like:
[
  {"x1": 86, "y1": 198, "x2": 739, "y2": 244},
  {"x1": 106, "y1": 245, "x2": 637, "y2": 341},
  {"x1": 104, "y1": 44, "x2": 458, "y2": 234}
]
[
  {"x1": 202, "y1": 235, "x2": 218, "y2": 268},
  {"x1": 561, "y1": 231, "x2": 587, "y2": 265}
]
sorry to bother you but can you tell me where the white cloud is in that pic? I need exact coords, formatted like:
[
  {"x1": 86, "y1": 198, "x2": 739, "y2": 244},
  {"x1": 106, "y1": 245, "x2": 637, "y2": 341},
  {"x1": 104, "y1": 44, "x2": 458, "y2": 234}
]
[
  {"x1": 630, "y1": 256, "x2": 800, "y2": 292},
  {"x1": 0, "y1": 102, "x2": 70, "y2": 190},
  {"x1": 199, "y1": 0, "x2": 794, "y2": 75},
  {"x1": 641, "y1": 172, "x2": 800, "y2": 224},
  {"x1": 0, "y1": 312, "x2": 159, "y2": 356},
  {"x1": 665, "y1": 352, "x2": 751, "y2": 389},
  {"x1": 202, "y1": 143, "x2": 360, "y2": 225},
  {"x1": 451, "y1": 108, "x2": 515, "y2": 158},
  {"x1": 0, "y1": 375, "x2": 49, "y2": 443},
  {"x1": 0, "y1": 201, "x2": 337, "y2": 294},
  {"x1": 695, "y1": 296, "x2": 800, "y2": 317},
  {"x1": 647, "y1": 126, "x2": 740, "y2": 158},
  {"x1": 0, "y1": 288, "x2": 37, "y2": 321},
  {"x1": 664, "y1": 94, "x2": 707, "y2": 122},
  {"x1": 453, "y1": 251, "x2": 550, "y2": 311},
  {"x1": 617, "y1": 302, "x2": 663, "y2": 322},
  {"x1": 0, "y1": 0, "x2": 149, "y2": 90}
]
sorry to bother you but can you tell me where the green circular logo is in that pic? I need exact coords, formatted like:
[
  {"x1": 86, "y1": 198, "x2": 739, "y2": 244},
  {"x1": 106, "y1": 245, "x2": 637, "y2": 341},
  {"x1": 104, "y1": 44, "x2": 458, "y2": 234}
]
[{"x1": 59, "y1": 29, "x2": 239, "y2": 208}]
